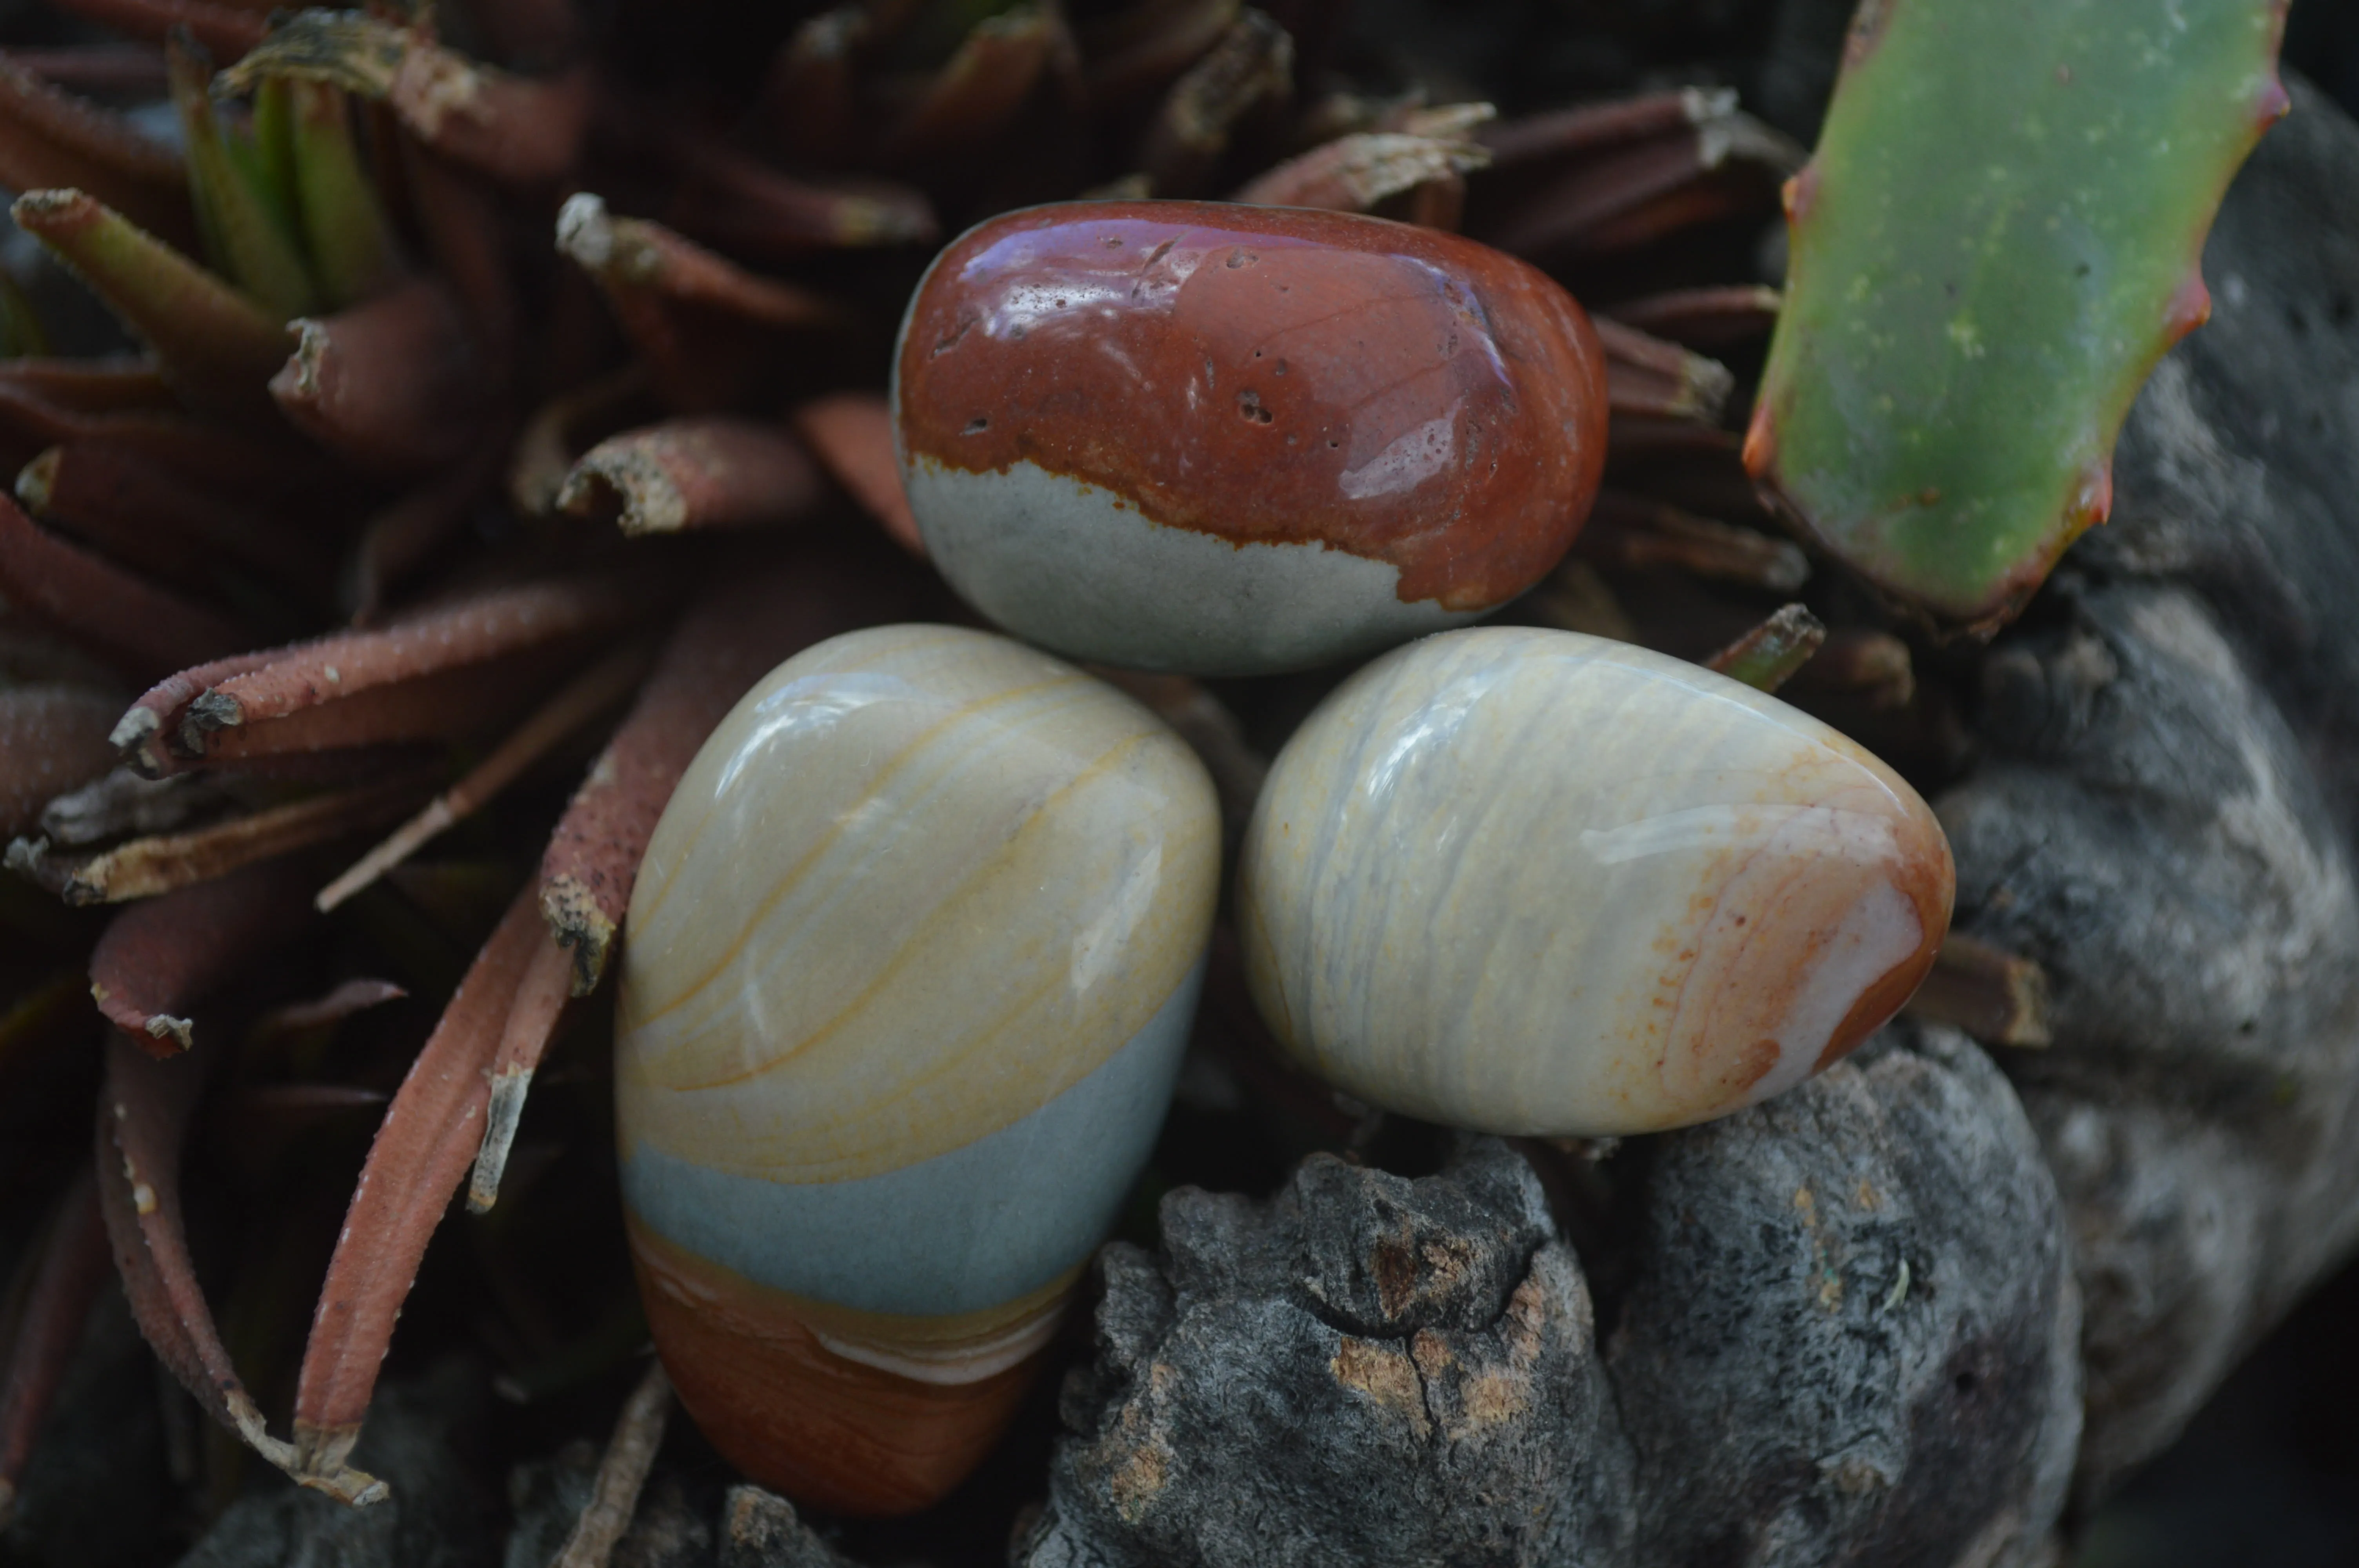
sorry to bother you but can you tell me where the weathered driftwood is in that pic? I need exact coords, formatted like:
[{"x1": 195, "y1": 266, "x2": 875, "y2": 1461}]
[
  {"x1": 1020, "y1": 1027, "x2": 2075, "y2": 1568},
  {"x1": 1939, "y1": 76, "x2": 2359, "y2": 1502}
]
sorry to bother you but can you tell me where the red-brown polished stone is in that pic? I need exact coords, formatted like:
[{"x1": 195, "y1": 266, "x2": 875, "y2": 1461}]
[{"x1": 897, "y1": 201, "x2": 1610, "y2": 611}]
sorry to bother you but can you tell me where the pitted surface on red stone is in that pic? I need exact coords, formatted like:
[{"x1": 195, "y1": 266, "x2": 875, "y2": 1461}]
[{"x1": 896, "y1": 201, "x2": 1610, "y2": 611}]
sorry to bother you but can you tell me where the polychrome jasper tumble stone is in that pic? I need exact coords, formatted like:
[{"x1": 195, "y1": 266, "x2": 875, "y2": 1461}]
[
  {"x1": 1238, "y1": 626, "x2": 1954, "y2": 1137},
  {"x1": 893, "y1": 201, "x2": 1610, "y2": 675},
  {"x1": 614, "y1": 625, "x2": 1220, "y2": 1515}
]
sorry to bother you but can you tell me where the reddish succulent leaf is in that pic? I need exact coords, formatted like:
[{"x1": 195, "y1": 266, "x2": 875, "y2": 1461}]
[
  {"x1": 347, "y1": 434, "x2": 506, "y2": 620},
  {"x1": 1482, "y1": 113, "x2": 1797, "y2": 260},
  {"x1": 556, "y1": 417, "x2": 827, "y2": 537},
  {"x1": 179, "y1": 567, "x2": 660, "y2": 736},
  {"x1": 0, "y1": 357, "x2": 174, "y2": 416},
  {"x1": 1605, "y1": 284, "x2": 1782, "y2": 350},
  {"x1": 88, "y1": 857, "x2": 315, "y2": 1054},
  {"x1": 2, "y1": 45, "x2": 170, "y2": 98},
  {"x1": 271, "y1": 278, "x2": 487, "y2": 474},
  {"x1": 9, "y1": 773, "x2": 431, "y2": 904},
  {"x1": 752, "y1": 8, "x2": 864, "y2": 168},
  {"x1": 658, "y1": 133, "x2": 938, "y2": 260},
  {"x1": 557, "y1": 194, "x2": 842, "y2": 411},
  {"x1": 789, "y1": 394, "x2": 923, "y2": 557},
  {"x1": 0, "y1": 683, "x2": 120, "y2": 837},
  {"x1": 289, "y1": 884, "x2": 547, "y2": 1500},
  {"x1": 881, "y1": 2, "x2": 1069, "y2": 174},
  {"x1": 317, "y1": 640, "x2": 654, "y2": 911},
  {"x1": 0, "y1": 53, "x2": 195, "y2": 250},
  {"x1": 0, "y1": 493, "x2": 247, "y2": 682},
  {"x1": 0, "y1": 393, "x2": 330, "y2": 497},
  {"x1": 539, "y1": 552, "x2": 916, "y2": 993},
  {"x1": 107, "y1": 648, "x2": 275, "y2": 774},
  {"x1": 96, "y1": 1028, "x2": 305, "y2": 1488},
  {"x1": 507, "y1": 367, "x2": 652, "y2": 519},
  {"x1": 45, "y1": 0, "x2": 265, "y2": 59},
  {"x1": 1081, "y1": 0, "x2": 1240, "y2": 110},
  {"x1": 0, "y1": 1168, "x2": 109, "y2": 1530},
  {"x1": 247, "y1": 978, "x2": 407, "y2": 1044},
  {"x1": 18, "y1": 440, "x2": 337, "y2": 602},
  {"x1": 171, "y1": 646, "x2": 585, "y2": 773},
  {"x1": 1788, "y1": 628, "x2": 1917, "y2": 711},
  {"x1": 400, "y1": 140, "x2": 518, "y2": 367}
]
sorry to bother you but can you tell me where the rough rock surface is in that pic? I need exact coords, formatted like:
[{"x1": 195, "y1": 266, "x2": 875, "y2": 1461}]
[
  {"x1": 1016, "y1": 1138, "x2": 1634, "y2": 1568},
  {"x1": 1609, "y1": 1024, "x2": 2078, "y2": 1568},
  {"x1": 1936, "y1": 76, "x2": 2359, "y2": 1499}
]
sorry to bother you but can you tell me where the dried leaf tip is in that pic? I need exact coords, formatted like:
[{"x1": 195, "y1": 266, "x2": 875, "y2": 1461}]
[{"x1": 1704, "y1": 603, "x2": 1826, "y2": 694}]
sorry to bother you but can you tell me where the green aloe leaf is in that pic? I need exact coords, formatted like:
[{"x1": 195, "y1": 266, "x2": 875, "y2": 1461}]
[
  {"x1": 168, "y1": 33, "x2": 318, "y2": 321},
  {"x1": 1747, "y1": 0, "x2": 2288, "y2": 634}
]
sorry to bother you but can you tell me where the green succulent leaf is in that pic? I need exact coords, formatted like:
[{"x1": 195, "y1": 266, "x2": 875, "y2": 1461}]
[{"x1": 1747, "y1": 0, "x2": 2289, "y2": 635}]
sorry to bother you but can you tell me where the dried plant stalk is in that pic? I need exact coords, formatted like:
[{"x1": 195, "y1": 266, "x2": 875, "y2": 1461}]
[
  {"x1": 556, "y1": 417, "x2": 827, "y2": 537},
  {"x1": 0, "y1": 494, "x2": 247, "y2": 681},
  {"x1": 88, "y1": 858, "x2": 314, "y2": 1053},
  {"x1": 218, "y1": 14, "x2": 591, "y2": 185},
  {"x1": 1791, "y1": 628, "x2": 1917, "y2": 710},
  {"x1": 1904, "y1": 935, "x2": 2053, "y2": 1049},
  {"x1": 1573, "y1": 492, "x2": 1810, "y2": 593},
  {"x1": 1703, "y1": 603, "x2": 1826, "y2": 694},
  {"x1": 553, "y1": 1361, "x2": 673, "y2": 1568},
  {"x1": 96, "y1": 1029, "x2": 306, "y2": 1490},
  {"x1": 0, "y1": 52, "x2": 194, "y2": 249},
  {"x1": 791, "y1": 394, "x2": 924, "y2": 556},
  {"x1": 9, "y1": 773, "x2": 429, "y2": 904},
  {"x1": 271, "y1": 278, "x2": 485, "y2": 472},
  {"x1": 1479, "y1": 85, "x2": 1734, "y2": 169},
  {"x1": 0, "y1": 1169, "x2": 108, "y2": 1530},
  {"x1": 289, "y1": 885, "x2": 547, "y2": 1502},
  {"x1": 540, "y1": 554, "x2": 913, "y2": 992},
  {"x1": 1594, "y1": 315, "x2": 1736, "y2": 423},
  {"x1": 466, "y1": 927, "x2": 575, "y2": 1212},
  {"x1": 318, "y1": 640, "x2": 654, "y2": 911},
  {"x1": 1233, "y1": 130, "x2": 1489, "y2": 212},
  {"x1": 1140, "y1": 9, "x2": 1292, "y2": 196}
]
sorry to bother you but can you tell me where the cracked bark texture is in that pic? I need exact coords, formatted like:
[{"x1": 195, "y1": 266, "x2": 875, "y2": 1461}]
[
  {"x1": 1021, "y1": 1034, "x2": 2077, "y2": 1568},
  {"x1": 1937, "y1": 77, "x2": 2359, "y2": 1502},
  {"x1": 1015, "y1": 1138, "x2": 1636, "y2": 1568},
  {"x1": 1608, "y1": 1024, "x2": 2077, "y2": 1568}
]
